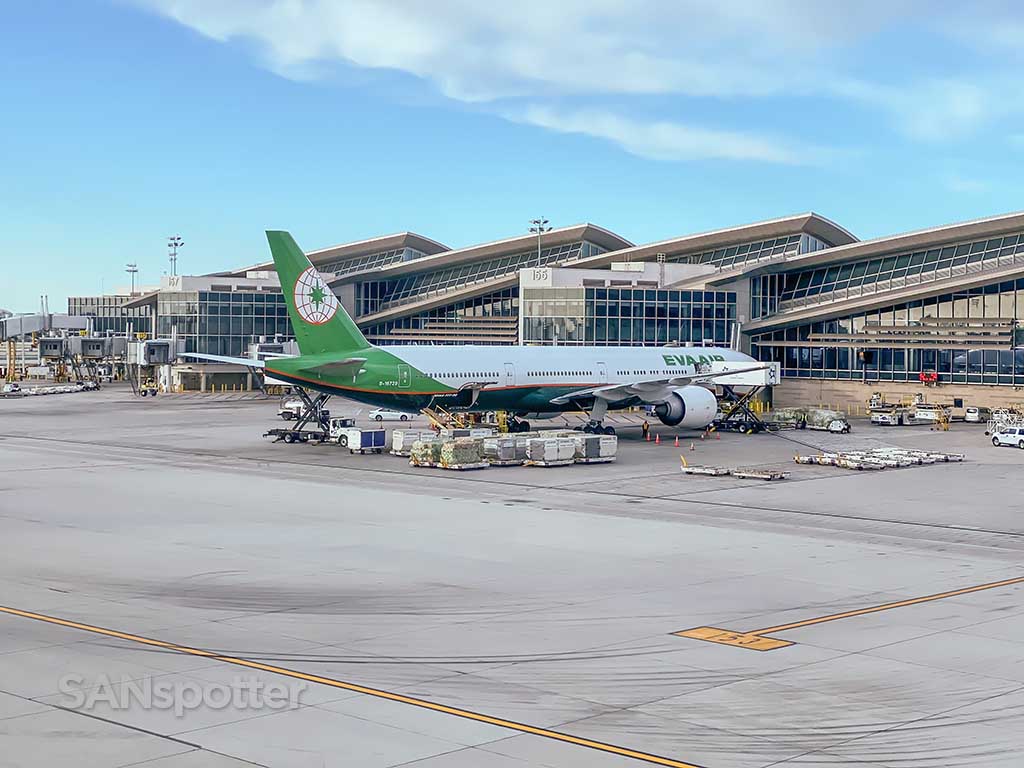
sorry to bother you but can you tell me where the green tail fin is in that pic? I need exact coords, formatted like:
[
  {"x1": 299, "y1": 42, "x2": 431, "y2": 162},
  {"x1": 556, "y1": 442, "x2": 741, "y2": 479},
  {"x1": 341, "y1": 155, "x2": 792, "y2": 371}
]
[{"x1": 266, "y1": 230, "x2": 370, "y2": 355}]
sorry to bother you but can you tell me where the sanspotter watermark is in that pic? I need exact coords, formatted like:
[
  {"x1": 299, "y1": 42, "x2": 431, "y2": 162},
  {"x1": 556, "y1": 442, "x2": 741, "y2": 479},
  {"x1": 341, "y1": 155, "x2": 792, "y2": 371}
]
[{"x1": 59, "y1": 674, "x2": 307, "y2": 717}]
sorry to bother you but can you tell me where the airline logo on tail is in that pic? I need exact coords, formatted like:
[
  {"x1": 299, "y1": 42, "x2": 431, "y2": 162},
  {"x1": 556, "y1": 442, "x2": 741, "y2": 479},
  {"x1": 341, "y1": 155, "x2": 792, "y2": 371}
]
[{"x1": 293, "y1": 266, "x2": 339, "y2": 325}]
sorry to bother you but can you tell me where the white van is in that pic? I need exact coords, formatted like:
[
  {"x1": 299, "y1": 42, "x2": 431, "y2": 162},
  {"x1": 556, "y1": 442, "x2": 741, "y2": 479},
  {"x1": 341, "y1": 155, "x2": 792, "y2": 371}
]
[{"x1": 964, "y1": 406, "x2": 991, "y2": 423}]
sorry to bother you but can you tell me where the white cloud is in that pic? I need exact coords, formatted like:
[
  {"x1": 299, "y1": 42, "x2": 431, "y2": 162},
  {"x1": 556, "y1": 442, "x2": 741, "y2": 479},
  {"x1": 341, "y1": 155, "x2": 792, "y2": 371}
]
[
  {"x1": 138, "y1": 0, "x2": 912, "y2": 100},
  {"x1": 516, "y1": 106, "x2": 808, "y2": 164},
  {"x1": 836, "y1": 77, "x2": 998, "y2": 142},
  {"x1": 134, "y1": 0, "x2": 1024, "y2": 159}
]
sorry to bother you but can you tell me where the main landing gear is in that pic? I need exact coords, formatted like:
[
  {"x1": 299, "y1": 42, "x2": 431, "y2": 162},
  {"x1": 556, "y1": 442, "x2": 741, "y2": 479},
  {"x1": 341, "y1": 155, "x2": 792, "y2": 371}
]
[
  {"x1": 507, "y1": 417, "x2": 532, "y2": 433},
  {"x1": 577, "y1": 398, "x2": 615, "y2": 435}
]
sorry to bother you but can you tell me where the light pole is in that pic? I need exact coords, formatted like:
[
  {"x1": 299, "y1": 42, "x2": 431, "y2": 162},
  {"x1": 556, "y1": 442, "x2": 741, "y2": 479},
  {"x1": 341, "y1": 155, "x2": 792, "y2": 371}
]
[
  {"x1": 125, "y1": 263, "x2": 138, "y2": 296},
  {"x1": 528, "y1": 217, "x2": 551, "y2": 264},
  {"x1": 167, "y1": 235, "x2": 184, "y2": 276}
]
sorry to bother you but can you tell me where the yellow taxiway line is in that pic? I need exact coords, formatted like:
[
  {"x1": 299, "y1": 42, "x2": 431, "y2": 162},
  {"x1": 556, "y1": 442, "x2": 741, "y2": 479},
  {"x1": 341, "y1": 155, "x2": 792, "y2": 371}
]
[
  {"x1": 675, "y1": 573, "x2": 1024, "y2": 651},
  {"x1": 0, "y1": 604, "x2": 704, "y2": 768}
]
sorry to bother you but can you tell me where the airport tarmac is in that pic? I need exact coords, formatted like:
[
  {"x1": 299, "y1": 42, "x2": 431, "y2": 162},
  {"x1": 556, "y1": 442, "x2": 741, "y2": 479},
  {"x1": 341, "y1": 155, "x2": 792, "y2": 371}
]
[{"x1": 1, "y1": 386, "x2": 1023, "y2": 767}]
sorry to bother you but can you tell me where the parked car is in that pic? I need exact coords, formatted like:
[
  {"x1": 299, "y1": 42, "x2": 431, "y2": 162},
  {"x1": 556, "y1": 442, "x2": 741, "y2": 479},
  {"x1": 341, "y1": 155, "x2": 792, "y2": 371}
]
[
  {"x1": 991, "y1": 427, "x2": 1024, "y2": 448},
  {"x1": 964, "y1": 406, "x2": 991, "y2": 423},
  {"x1": 368, "y1": 408, "x2": 410, "y2": 422},
  {"x1": 1, "y1": 383, "x2": 22, "y2": 395}
]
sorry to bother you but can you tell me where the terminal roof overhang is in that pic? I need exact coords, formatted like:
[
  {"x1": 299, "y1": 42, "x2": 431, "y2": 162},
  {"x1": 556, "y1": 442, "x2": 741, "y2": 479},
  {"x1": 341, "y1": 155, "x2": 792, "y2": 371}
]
[
  {"x1": 209, "y1": 232, "x2": 451, "y2": 278},
  {"x1": 123, "y1": 291, "x2": 158, "y2": 310},
  {"x1": 330, "y1": 223, "x2": 633, "y2": 287},
  {"x1": 350, "y1": 214, "x2": 854, "y2": 328},
  {"x1": 743, "y1": 209, "x2": 1024, "y2": 333},
  {"x1": 568, "y1": 212, "x2": 857, "y2": 272},
  {"x1": 718, "y1": 210, "x2": 1024, "y2": 285}
]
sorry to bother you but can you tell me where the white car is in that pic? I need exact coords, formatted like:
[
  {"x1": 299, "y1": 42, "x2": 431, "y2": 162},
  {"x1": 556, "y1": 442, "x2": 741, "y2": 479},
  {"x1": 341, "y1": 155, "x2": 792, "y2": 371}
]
[
  {"x1": 1, "y1": 383, "x2": 22, "y2": 395},
  {"x1": 991, "y1": 427, "x2": 1024, "y2": 448},
  {"x1": 368, "y1": 408, "x2": 411, "y2": 422}
]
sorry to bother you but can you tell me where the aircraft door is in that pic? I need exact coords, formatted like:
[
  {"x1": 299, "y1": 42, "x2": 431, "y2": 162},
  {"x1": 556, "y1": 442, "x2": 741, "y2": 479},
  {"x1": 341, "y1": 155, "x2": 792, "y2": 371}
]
[
  {"x1": 503, "y1": 363, "x2": 515, "y2": 388},
  {"x1": 596, "y1": 362, "x2": 607, "y2": 383},
  {"x1": 397, "y1": 363, "x2": 411, "y2": 389}
]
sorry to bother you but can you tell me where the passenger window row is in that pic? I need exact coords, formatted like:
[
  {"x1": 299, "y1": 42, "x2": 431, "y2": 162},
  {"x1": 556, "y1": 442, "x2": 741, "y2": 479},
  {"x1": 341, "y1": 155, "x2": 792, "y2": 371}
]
[
  {"x1": 429, "y1": 372, "x2": 500, "y2": 379},
  {"x1": 525, "y1": 371, "x2": 593, "y2": 377}
]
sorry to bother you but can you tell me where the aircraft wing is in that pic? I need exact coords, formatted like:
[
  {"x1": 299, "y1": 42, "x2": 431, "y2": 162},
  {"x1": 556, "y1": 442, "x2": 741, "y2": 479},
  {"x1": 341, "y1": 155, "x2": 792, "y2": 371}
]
[
  {"x1": 549, "y1": 364, "x2": 771, "y2": 405},
  {"x1": 179, "y1": 352, "x2": 266, "y2": 368}
]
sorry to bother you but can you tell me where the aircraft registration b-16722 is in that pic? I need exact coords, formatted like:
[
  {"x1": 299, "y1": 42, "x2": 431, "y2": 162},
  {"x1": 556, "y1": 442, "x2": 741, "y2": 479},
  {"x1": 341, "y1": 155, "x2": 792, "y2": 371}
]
[{"x1": 185, "y1": 231, "x2": 772, "y2": 434}]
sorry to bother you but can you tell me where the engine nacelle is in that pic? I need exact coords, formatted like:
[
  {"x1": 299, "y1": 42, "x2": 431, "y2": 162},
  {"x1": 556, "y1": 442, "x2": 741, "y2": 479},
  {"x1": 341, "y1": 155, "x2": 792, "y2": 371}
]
[{"x1": 653, "y1": 386, "x2": 718, "y2": 429}]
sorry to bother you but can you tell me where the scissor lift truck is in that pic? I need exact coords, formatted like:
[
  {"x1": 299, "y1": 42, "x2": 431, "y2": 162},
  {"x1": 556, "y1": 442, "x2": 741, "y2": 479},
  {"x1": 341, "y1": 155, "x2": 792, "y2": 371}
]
[{"x1": 263, "y1": 387, "x2": 332, "y2": 444}]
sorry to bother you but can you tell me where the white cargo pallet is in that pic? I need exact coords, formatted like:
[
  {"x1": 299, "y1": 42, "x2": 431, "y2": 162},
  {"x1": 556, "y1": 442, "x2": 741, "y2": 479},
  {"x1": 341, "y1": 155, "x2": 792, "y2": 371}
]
[
  {"x1": 487, "y1": 459, "x2": 525, "y2": 466},
  {"x1": 439, "y1": 462, "x2": 489, "y2": 471},
  {"x1": 795, "y1": 447, "x2": 965, "y2": 471},
  {"x1": 524, "y1": 459, "x2": 575, "y2": 467},
  {"x1": 390, "y1": 450, "x2": 412, "y2": 457},
  {"x1": 574, "y1": 456, "x2": 616, "y2": 464}
]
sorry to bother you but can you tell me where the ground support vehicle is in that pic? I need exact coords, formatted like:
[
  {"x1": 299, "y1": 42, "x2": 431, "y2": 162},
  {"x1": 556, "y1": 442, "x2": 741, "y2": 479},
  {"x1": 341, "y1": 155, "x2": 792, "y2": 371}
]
[
  {"x1": 263, "y1": 387, "x2": 333, "y2": 444},
  {"x1": 870, "y1": 407, "x2": 918, "y2": 426},
  {"x1": 277, "y1": 397, "x2": 305, "y2": 420},
  {"x1": 329, "y1": 417, "x2": 386, "y2": 453}
]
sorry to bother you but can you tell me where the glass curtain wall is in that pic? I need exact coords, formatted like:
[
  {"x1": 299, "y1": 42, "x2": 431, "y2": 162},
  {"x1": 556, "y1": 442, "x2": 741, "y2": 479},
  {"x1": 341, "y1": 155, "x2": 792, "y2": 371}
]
[
  {"x1": 751, "y1": 278, "x2": 1024, "y2": 385},
  {"x1": 780, "y1": 231, "x2": 1024, "y2": 305},
  {"x1": 318, "y1": 247, "x2": 426, "y2": 278},
  {"x1": 156, "y1": 291, "x2": 291, "y2": 355},
  {"x1": 68, "y1": 296, "x2": 153, "y2": 335},
  {"x1": 522, "y1": 287, "x2": 736, "y2": 346}
]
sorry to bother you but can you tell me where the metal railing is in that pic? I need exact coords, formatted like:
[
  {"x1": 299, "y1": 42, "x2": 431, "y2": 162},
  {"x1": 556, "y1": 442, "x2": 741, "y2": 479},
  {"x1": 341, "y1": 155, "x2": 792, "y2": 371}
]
[{"x1": 776, "y1": 251, "x2": 1024, "y2": 314}]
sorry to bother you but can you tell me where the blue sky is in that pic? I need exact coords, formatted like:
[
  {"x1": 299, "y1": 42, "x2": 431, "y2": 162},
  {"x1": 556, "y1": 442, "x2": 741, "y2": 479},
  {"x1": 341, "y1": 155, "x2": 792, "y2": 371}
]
[{"x1": 3, "y1": 0, "x2": 1024, "y2": 312}]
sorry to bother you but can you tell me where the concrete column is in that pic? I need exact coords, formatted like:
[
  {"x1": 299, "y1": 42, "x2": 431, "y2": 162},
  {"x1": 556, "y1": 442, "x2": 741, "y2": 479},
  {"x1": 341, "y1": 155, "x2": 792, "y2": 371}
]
[
  {"x1": 200, "y1": 373, "x2": 208, "y2": 393},
  {"x1": 246, "y1": 372, "x2": 253, "y2": 391}
]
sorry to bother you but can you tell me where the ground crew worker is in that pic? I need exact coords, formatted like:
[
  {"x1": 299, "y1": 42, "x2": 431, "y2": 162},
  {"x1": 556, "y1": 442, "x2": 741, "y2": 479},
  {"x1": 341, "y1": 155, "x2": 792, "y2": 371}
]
[{"x1": 641, "y1": 419, "x2": 650, "y2": 439}]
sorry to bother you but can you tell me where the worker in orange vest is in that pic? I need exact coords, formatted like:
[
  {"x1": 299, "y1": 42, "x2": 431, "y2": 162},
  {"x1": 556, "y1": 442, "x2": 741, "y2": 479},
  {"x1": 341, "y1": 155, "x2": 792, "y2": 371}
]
[{"x1": 641, "y1": 419, "x2": 650, "y2": 440}]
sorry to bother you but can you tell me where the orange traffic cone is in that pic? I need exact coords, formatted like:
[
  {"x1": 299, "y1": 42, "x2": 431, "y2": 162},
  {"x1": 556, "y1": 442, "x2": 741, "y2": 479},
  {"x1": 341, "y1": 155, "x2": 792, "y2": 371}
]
[
  {"x1": 674, "y1": 436, "x2": 679, "y2": 447},
  {"x1": 645, "y1": 431, "x2": 651, "y2": 442},
  {"x1": 655, "y1": 434, "x2": 661, "y2": 445}
]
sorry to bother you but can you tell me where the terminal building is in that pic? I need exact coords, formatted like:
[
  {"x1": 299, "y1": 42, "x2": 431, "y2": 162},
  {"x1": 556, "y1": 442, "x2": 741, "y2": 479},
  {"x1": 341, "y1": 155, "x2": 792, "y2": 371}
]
[{"x1": 64, "y1": 210, "x2": 1024, "y2": 406}]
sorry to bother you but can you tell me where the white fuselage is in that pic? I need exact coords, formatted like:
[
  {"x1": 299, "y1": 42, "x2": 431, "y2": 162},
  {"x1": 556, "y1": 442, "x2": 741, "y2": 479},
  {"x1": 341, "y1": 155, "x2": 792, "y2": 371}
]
[{"x1": 391, "y1": 344, "x2": 754, "y2": 391}]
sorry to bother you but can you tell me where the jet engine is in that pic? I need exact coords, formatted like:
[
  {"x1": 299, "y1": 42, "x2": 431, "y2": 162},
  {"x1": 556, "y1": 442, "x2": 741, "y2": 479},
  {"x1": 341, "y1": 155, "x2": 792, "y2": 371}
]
[{"x1": 653, "y1": 386, "x2": 718, "y2": 429}]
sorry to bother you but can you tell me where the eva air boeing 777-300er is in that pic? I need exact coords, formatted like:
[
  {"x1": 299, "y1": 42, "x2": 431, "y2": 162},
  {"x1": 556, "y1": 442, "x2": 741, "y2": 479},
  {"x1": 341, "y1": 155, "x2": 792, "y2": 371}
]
[{"x1": 187, "y1": 231, "x2": 770, "y2": 434}]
